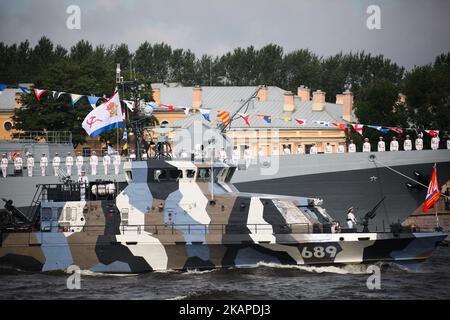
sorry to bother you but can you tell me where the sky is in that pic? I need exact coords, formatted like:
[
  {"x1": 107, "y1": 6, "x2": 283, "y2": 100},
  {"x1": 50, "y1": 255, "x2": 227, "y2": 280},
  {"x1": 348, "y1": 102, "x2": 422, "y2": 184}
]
[{"x1": 1, "y1": 0, "x2": 450, "y2": 69}]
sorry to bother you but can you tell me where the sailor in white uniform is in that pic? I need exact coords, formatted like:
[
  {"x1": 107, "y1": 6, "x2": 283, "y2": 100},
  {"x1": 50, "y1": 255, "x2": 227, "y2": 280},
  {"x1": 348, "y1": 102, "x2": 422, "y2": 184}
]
[
  {"x1": 337, "y1": 144, "x2": 345, "y2": 153},
  {"x1": 348, "y1": 140, "x2": 356, "y2": 153},
  {"x1": 447, "y1": 136, "x2": 450, "y2": 150},
  {"x1": 324, "y1": 143, "x2": 333, "y2": 154},
  {"x1": 244, "y1": 147, "x2": 252, "y2": 168},
  {"x1": 141, "y1": 149, "x2": 148, "y2": 160},
  {"x1": 40, "y1": 153, "x2": 48, "y2": 176},
  {"x1": 129, "y1": 150, "x2": 136, "y2": 160},
  {"x1": 231, "y1": 147, "x2": 239, "y2": 166},
  {"x1": 362, "y1": 138, "x2": 371, "y2": 152},
  {"x1": 377, "y1": 137, "x2": 385, "y2": 152},
  {"x1": 14, "y1": 155, "x2": 23, "y2": 176},
  {"x1": 431, "y1": 135, "x2": 440, "y2": 150},
  {"x1": 1, "y1": 153, "x2": 8, "y2": 178},
  {"x1": 52, "y1": 153, "x2": 61, "y2": 176},
  {"x1": 390, "y1": 137, "x2": 399, "y2": 151},
  {"x1": 27, "y1": 154, "x2": 34, "y2": 177},
  {"x1": 65, "y1": 152, "x2": 74, "y2": 176},
  {"x1": 78, "y1": 170, "x2": 89, "y2": 201},
  {"x1": 283, "y1": 145, "x2": 291, "y2": 155},
  {"x1": 346, "y1": 207, "x2": 358, "y2": 229},
  {"x1": 219, "y1": 148, "x2": 227, "y2": 163},
  {"x1": 76, "y1": 152, "x2": 84, "y2": 176},
  {"x1": 309, "y1": 144, "x2": 318, "y2": 154},
  {"x1": 90, "y1": 151, "x2": 98, "y2": 175},
  {"x1": 403, "y1": 135, "x2": 412, "y2": 151},
  {"x1": 103, "y1": 152, "x2": 111, "y2": 175},
  {"x1": 113, "y1": 152, "x2": 121, "y2": 175},
  {"x1": 297, "y1": 145, "x2": 304, "y2": 155},
  {"x1": 415, "y1": 134, "x2": 423, "y2": 151}
]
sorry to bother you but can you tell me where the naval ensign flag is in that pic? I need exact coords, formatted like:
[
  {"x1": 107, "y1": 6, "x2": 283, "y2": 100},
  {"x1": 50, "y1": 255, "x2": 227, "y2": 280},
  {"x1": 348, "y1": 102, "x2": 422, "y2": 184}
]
[{"x1": 82, "y1": 92, "x2": 124, "y2": 138}]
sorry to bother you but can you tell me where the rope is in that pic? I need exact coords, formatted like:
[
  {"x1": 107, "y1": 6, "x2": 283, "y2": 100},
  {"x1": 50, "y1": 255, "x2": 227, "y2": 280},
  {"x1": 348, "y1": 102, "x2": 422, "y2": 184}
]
[{"x1": 372, "y1": 157, "x2": 446, "y2": 197}]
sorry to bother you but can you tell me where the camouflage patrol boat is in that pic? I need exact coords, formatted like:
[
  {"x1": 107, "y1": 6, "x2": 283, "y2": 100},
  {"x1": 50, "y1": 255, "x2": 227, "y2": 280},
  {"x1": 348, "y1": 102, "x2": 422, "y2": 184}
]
[{"x1": 0, "y1": 158, "x2": 446, "y2": 273}]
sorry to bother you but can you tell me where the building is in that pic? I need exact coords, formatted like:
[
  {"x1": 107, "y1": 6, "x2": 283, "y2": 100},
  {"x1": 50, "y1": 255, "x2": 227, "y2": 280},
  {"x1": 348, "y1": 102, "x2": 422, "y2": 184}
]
[
  {"x1": 151, "y1": 85, "x2": 354, "y2": 155},
  {"x1": 0, "y1": 88, "x2": 22, "y2": 140}
]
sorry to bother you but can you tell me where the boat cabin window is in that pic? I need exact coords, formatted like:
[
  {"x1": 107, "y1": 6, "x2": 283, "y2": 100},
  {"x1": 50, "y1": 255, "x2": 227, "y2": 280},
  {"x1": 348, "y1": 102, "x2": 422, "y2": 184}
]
[
  {"x1": 197, "y1": 168, "x2": 211, "y2": 181},
  {"x1": 186, "y1": 169, "x2": 196, "y2": 179},
  {"x1": 152, "y1": 169, "x2": 183, "y2": 182},
  {"x1": 65, "y1": 207, "x2": 72, "y2": 221},
  {"x1": 41, "y1": 208, "x2": 52, "y2": 221},
  {"x1": 225, "y1": 167, "x2": 236, "y2": 182}
]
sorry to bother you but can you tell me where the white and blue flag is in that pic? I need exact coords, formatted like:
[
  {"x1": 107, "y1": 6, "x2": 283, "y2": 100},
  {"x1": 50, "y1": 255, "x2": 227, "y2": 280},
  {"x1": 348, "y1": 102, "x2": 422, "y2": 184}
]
[{"x1": 82, "y1": 92, "x2": 124, "y2": 138}]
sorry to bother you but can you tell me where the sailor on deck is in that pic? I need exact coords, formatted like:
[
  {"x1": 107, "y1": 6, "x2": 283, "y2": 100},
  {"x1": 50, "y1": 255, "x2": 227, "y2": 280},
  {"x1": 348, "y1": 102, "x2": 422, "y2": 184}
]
[
  {"x1": 283, "y1": 145, "x2": 291, "y2": 155},
  {"x1": 103, "y1": 151, "x2": 111, "y2": 175},
  {"x1": 346, "y1": 207, "x2": 358, "y2": 229},
  {"x1": 324, "y1": 143, "x2": 333, "y2": 154},
  {"x1": 27, "y1": 154, "x2": 34, "y2": 177},
  {"x1": 377, "y1": 137, "x2": 385, "y2": 152},
  {"x1": 431, "y1": 134, "x2": 440, "y2": 150},
  {"x1": 309, "y1": 144, "x2": 318, "y2": 154},
  {"x1": 78, "y1": 170, "x2": 89, "y2": 201},
  {"x1": 52, "y1": 153, "x2": 61, "y2": 176},
  {"x1": 76, "y1": 152, "x2": 84, "y2": 176},
  {"x1": 219, "y1": 148, "x2": 227, "y2": 163},
  {"x1": 1, "y1": 154, "x2": 8, "y2": 178},
  {"x1": 404, "y1": 135, "x2": 412, "y2": 151},
  {"x1": 113, "y1": 152, "x2": 121, "y2": 175},
  {"x1": 14, "y1": 155, "x2": 23, "y2": 176},
  {"x1": 232, "y1": 146, "x2": 239, "y2": 166},
  {"x1": 415, "y1": 134, "x2": 423, "y2": 150},
  {"x1": 40, "y1": 153, "x2": 48, "y2": 177},
  {"x1": 363, "y1": 138, "x2": 371, "y2": 152},
  {"x1": 65, "y1": 152, "x2": 73, "y2": 176},
  {"x1": 90, "y1": 151, "x2": 98, "y2": 175},
  {"x1": 297, "y1": 145, "x2": 305, "y2": 154},
  {"x1": 348, "y1": 140, "x2": 356, "y2": 153},
  {"x1": 244, "y1": 146, "x2": 252, "y2": 168},
  {"x1": 390, "y1": 137, "x2": 399, "y2": 151},
  {"x1": 337, "y1": 143, "x2": 345, "y2": 153},
  {"x1": 447, "y1": 136, "x2": 450, "y2": 150}
]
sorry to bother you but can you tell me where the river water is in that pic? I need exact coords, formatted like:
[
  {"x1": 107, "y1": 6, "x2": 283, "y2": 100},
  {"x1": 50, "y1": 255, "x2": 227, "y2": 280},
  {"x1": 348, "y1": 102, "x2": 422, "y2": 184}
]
[{"x1": 0, "y1": 246, "x2": 448, "y2": 300}]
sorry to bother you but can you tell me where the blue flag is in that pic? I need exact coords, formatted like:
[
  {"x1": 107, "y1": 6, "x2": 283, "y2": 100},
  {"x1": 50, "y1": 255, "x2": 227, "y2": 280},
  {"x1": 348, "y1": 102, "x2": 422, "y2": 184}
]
[
  {"x1": 0, "y1": 84, "x2": 6, "y2": 93},
  {"x1": 200, "y1": 109, "x2": 211, "y2": 122},
  {"x1": 19, "y1": 86, "x2": 30, "y2": 94},
  {"x1": 368, "y1": 125, "x2": 389, "y2": 134},
  {"x1": 87, "y1": 96, "x2": 101, "y2": 108}
]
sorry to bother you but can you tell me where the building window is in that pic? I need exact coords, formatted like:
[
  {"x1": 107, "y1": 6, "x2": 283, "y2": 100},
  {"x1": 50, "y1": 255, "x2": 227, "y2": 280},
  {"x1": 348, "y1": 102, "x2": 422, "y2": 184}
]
[
  {"x1": 82, "y1": 147, "x2": 91, "y2": 157},
  {"x1": 4, "y1": 122, "x2": 13, "y2": 131}
]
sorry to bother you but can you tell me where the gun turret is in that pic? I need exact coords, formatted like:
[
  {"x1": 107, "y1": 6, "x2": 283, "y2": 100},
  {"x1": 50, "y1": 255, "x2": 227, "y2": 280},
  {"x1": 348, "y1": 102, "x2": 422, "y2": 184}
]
[
  {"x1": 1, "y1": 198, "x2": 33, "y2": 230},
  {"x1": 361, "y1": 196, "x2": 386, "y2": 233}
]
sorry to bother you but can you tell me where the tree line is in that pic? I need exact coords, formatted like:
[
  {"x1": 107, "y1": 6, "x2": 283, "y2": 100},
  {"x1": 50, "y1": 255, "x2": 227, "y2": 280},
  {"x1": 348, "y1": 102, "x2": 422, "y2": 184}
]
[{"x1": 1, "y1": 36, "x2": 449, "y2": 146}]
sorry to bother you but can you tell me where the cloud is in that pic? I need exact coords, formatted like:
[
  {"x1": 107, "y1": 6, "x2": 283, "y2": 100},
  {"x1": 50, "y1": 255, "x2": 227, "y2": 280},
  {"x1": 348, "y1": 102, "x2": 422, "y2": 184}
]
[{"x1": 0, "y1": 0, "x2": 449, "y2": 69}]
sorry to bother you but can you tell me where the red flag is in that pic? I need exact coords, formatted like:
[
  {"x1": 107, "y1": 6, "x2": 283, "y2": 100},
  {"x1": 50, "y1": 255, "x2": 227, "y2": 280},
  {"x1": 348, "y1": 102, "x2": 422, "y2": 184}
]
[
  {"x1": 238, "y1": 113, "x2": 250, "y2": 126},
  {"x1": 388, "y1": 127, "x2": 403, "y2": 135},
  {"x1": 160, "y1": 104, "x2": 175, "y2": 111},
  {"x1": 34, "y1": 89, "x2": 47, "y2": 101},
  {"x1": 295, "y1": 118, "x2": 306, "y2": 126},
  {"x1": 351, "y1": 124, "x2": 364, "y2": 136},
  {"x1": 425, "y1": 130, "x2": 439, "y2": 138},
  {"x1": 422, "y1": 164, "x2": 441, "y2": 212}
]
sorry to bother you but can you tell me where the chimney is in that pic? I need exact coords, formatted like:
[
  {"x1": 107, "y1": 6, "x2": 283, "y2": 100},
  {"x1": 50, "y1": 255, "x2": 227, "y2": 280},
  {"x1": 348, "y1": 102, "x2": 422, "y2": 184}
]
[
  {"x1": 335, "y1": 94, "x2": 344, "y2": 105},
  {"x1": 257, "y1": 85, "x2": 268, "y2": 102},
  {"x1": 342, "y1": 90, "x2": 353, "y2": 122},
  {"x1": 312, "y1": 90, "x2": 326, "y2": 111},
  {"x1": 298, "y1": 85, "x2": 310, "y2": 102},
  {"x1": 152, "y1": 88, "x2": 161, "y2": 105},
  {"x1": 192, "y1": 85, "x2": 202, "y2": 110},
  {"x1": 283, "y1": 91, "x2": 295, "y2": 112}
]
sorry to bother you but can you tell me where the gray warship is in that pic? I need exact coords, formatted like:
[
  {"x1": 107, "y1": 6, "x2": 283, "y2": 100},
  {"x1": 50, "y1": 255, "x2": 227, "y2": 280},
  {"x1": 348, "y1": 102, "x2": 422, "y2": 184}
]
[{"x1": 0, "y1": 135, "x2": 447, "y2": 272}]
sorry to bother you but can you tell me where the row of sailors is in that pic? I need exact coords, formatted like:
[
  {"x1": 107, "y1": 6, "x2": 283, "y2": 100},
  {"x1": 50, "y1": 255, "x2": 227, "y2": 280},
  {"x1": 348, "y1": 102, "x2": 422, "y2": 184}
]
[
  {"x1": 286, "y1": 135, "x2": 448, "y2": 154},
  {"x1": 0, "y1": 151, "x2": 124, "y2": 178}
]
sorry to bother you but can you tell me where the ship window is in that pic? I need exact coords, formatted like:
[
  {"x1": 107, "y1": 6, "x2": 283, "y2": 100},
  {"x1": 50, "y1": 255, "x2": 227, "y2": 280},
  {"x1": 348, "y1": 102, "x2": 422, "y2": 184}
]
[
  {"x1": 225, "y1": 167, "x2": 236, "y2": 182},
  {"x1": 197, "y1": 168, "x2": 211, "y2": 181},
  {"x1": 65, "y1": 208, "x2": 72, "y2": 221},
  {"x1": 186, "y1": 169, "x2": 196, "y2": 178},
  {"x1": 71, "y1": 208, "x2": 77, "y2": 221},
  {"x1": 57, "y1": 207, "x2": 63, "y2": 220},
  {"x1": 41, "y1": 208, "x2": 52, "y2": 221},
  {"x1": 4, "y1": 121, "x2": 13, "y2": 131},
  {"x1": 121, "y1": 208, "x2": 129, "y2": 226},
  {"x1": 169, "y1": 169, "x2": 183, "y2": 180},
  {"x1": 154, "y1": 169, "x2": 167, "y2": 181}
]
